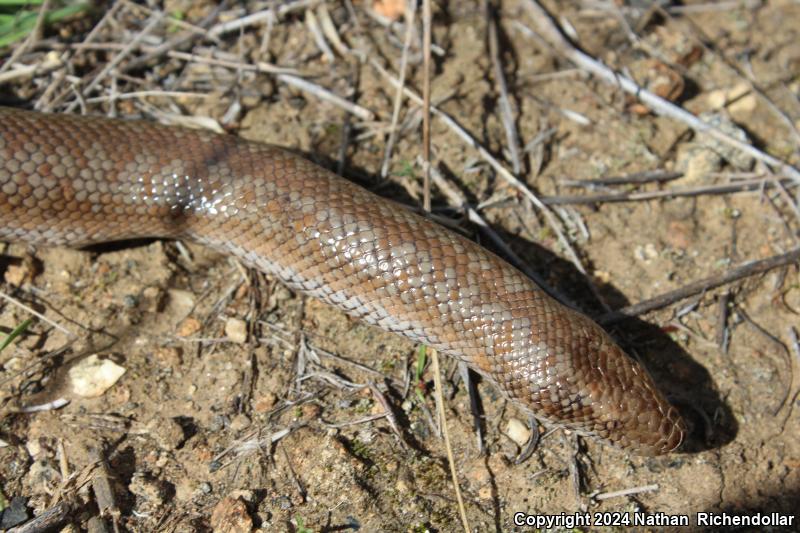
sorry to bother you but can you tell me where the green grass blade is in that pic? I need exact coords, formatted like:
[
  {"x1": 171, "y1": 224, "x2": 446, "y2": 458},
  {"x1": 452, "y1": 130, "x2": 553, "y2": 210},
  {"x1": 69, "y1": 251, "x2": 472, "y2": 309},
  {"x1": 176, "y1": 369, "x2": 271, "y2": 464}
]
[
  {"x1": 0, "y1": 3, "x2": 89, "y2": 48},
  {"x1": 0, "y1": 0, "x2": 45, "y2": 6},
  {"x1": 0, "y1": 318, "x2": 32, "y2": 353}
]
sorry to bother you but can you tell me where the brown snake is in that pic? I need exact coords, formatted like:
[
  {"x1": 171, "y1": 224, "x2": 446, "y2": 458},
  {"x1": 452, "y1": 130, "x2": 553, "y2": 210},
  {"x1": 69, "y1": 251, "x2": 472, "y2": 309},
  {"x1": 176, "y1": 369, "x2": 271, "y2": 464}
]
[{"x1": 0, "y1": 107, "x2": 685, "y2": 455}]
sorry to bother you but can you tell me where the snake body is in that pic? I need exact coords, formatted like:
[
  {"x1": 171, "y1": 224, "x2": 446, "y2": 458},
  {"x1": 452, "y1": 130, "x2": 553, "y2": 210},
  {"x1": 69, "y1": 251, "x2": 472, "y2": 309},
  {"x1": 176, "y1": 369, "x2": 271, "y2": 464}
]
[{"x1": 0, "y1": 107, "x2": 685, "y2": 455}]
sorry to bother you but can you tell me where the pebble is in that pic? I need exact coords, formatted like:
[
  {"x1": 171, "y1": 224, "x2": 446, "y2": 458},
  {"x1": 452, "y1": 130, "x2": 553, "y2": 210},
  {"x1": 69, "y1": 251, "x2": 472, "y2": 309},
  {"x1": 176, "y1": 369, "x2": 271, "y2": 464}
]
[
  {"x1": 0, "y1": 496, "x2": 28, "y2": 529},
  {"x1": 148, "y1": 417, "x2": 186, "y2": 450},
  {"x1": 3, "y1": 262, "x2": 33, "y2": 286},
  {"x1": 634, "y1": 243, "x2": 659, "y2": 263},
  {"x1": 166, "y1": 289, "x2": 196, "y2": 319},
  {"x1": 505, "y1": 418, "x2": 532, "y2": 447},
  {"x1": 210, "y1": 496, "x2": 253, "y2": 533},
  {"x1": 153, "y1": 346, "x2": 183, "y2": 367},
  {"x1": 253, "y1": 393, "x2": 278, "y2": 413},
  {"x1": 68, "y1": 355, "x2": 126, "y2": 398},
  {"x1": 677, "y1": 112, "x2": 754, "y2": 183},
  {"x1": 665, "y1": 221, "x2": 693, "y2": 250},
  {"x1": 706, "y1": 83, "x2": 757, "y2": 116},
  {"x1": 129, "y1": 473, "x2": 165, "y2": 506},
  {"x1": 177, "y1": 317, "x2": 202, "y2": 337},
  {"x1": 229, "y1": 414, "x2": 251, "y2": 432},
  {"x1": 225, "y1": 317, "x2": 248, "y2": 344}
]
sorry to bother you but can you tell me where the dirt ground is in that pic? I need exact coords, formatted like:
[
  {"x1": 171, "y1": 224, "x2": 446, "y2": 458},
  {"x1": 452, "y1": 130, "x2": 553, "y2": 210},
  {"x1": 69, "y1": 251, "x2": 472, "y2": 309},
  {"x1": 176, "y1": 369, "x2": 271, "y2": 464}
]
[{"x1": 1, "y1": 0, "x2": 799, "y2": 531}]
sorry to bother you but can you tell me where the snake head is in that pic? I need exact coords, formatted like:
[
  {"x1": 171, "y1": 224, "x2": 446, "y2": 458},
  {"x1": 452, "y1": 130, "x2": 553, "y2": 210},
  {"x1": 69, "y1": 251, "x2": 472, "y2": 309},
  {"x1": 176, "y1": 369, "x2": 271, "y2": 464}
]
[{"x1": 513, "y1": 309, "x2": 687, "y2": 456}]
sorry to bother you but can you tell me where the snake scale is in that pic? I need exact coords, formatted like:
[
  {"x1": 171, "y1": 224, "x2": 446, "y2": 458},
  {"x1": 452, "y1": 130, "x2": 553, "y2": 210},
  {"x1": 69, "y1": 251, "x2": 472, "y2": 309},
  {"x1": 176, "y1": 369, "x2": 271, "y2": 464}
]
[{"x1": 0, "y1": 107, "x2": 685, "y2": 455}]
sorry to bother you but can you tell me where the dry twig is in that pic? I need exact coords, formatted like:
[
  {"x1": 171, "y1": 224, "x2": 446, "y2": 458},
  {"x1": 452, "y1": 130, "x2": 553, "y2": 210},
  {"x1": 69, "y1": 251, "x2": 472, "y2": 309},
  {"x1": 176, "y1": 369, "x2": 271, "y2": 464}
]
[
  {"x1": 521, "y1": 0, "x2": 800, "y2": 183},
  {"x1": 601, "y1": 248, "x2": 800, "y2": 323}
]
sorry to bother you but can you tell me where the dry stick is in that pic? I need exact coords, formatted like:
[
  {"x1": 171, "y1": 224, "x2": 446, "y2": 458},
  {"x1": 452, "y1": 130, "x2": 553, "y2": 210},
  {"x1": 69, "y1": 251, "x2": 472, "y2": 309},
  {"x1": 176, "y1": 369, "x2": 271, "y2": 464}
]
[
  {"x1": 0, "y1": 291, "x2": 77, "y2": 339},
  {"x1": 316, "y1": 3, "x2": 350, "y2": 57},
  {"x1": 0, "y1": 0, "x2": 51, "y2": 74},
  {"x1": 8, "y1": 501, "x2": 76, "y2": 533},
  {"x1": 161, "y1": 49, "x2": 299, "y2": 75},
  {"x1": 276, "y1": 73, "x2": 375, "y2": 121},
  {"x1": 420, "y1": 1, "x2": 468, "y2": 530},
  {"x1": 70, "y1": 41, "x2": 372, "y2": 120},
  {"x1": 207, "y1": 0, "x2": 321, "y2": 37},
  {"x1": 370, "y1": 60, "x2": 587, "y2": 278},
  {"x1": 737, "y1": 307, "x2": 793, "y2": 415},
  {"x1": 380, "y1": 0, "x2": 419, "y2": 178},
  {"x1": 84, "y1": 91, "x2": 210, "y2": 103},
  {"x1": 486, "y1": 0, "x2": 523, "y2": 175},
  {"x1": 305, "y1": 9, "x2": 335, "y2": 62},
  {"x1": 82, "y1": 15, "x2": 163, "y2": 97},
  {"x1": 121, "y1": 1, "x2": 225, "y2": 73},
  {"x1": 430, "y1": 350, "x2": 471, "y2": 533},
  {"x1": 786, "y1": 327, "x2": 800, "y2": 427},
  {"x1": 36, "y1": 1, "x2": 126, "y2": 111},
  {"x1": 666, "y1": 0, "x2": 761, "y2": 13},
  {"x1": 88, "y1": 446, "x2": 121, "y2": 533},
  {"x1": 521, "y1": 0, "x2": 800, "y2": 184},
  {"x1": 121, "y1": 0, "x2": 212, "y2": 37},
  {"x1": 715, "y1": 290, "x2": 732, "y2": 353},
  {"x1": 600, "y1": 248, "x2": 800, "y2": 324},
  {"x1": 561, "y1": 170, "x2": 683, "y2": 187},
  {"x1": 541, "y1": 176, "x2": 794, "y2": 205},
  {"x1": 593, "y1": 484, "x2": 659, "y2": 501},
  {"x1": 664, "y1": 6, "x2": 800, "y2": 147},
  {"x1": 775, "y1": 180, "x2": 800, "y2": 226},
  {"x1": 421, "y1": 0, "x2": 432, "y2": 214}
]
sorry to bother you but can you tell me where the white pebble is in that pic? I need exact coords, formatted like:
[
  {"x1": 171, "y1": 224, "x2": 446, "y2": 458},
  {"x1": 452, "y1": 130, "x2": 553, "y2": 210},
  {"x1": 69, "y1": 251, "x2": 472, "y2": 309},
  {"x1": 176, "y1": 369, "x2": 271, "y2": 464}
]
[
  {"x1": 505, "y1": 418, "x2": 532, "y2": 447},
  {"x1": 225, "y1": 317, "x2": 248, "y2": 344},
  {"x1": 68, "y1": 355, "x2": 126, "y2": 398}
]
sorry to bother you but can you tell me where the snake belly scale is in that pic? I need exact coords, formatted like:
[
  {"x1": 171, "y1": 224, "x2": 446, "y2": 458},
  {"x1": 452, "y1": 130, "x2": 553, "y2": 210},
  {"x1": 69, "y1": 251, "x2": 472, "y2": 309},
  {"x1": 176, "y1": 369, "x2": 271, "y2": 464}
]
[{"x1": 0, "y1": 107, "x2": 685, "y2": 455}]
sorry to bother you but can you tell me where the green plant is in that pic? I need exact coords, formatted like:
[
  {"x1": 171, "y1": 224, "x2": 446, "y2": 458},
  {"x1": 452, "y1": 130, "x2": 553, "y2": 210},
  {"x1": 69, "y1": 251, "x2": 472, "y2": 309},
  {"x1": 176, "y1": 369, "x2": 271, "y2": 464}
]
[
  {"x1": 0, "y1": 1, "x2": 90, "y2": 48},
  {"x1": 0, "y1": 318, "x2": 31, "y2": 353}
]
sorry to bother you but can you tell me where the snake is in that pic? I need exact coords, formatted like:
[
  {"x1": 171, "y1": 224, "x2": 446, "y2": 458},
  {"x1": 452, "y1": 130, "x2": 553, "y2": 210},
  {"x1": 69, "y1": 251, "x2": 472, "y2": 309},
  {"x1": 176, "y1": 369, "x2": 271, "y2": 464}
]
[{"x1": 0, "y1": 106, "x2": 685, "y2": 455}]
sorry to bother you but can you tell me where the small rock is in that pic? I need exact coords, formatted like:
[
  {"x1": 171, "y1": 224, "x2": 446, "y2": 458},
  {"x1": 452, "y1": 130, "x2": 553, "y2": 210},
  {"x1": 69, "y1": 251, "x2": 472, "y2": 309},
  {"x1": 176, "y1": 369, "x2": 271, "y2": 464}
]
[
  {"x1": 224, "y1": 317, "x2": 248, "y2": 344},
  {"x1": 229, "y1": 414, "x2": 251, "y2": 432},
  {"x1": 665, "y1": 221, "x2": 693, "y2": 250},
  {"x1": 0, "y1": 496, "x2": 29, "y2": 529},
  {"x1": 129, "y1": 473, "x2": 165, "y2": 506},
  {"x1": 177, "y1": 317, "x2": 202, "y2": 337},
  {"x1": 505, "y1": 418, "x2": 532, "y2": 447},
  {"x1": 26, "y1": 459, "x2": 61, "y2": 488},
  {"x1": 253, "y1": 393, "x2": 277, "y2": 413},
  {"x1": 166, "y1": 289, "x2": 196, "y2": 319},
  {"x1": 228, "y1": 490, "x2": 255, "y2": 503},
  {"x1": 677, "y1": 112, "x2": 754, "y2": 180},
  {"x1": 210, "y1": 496, "x2": 253, "y2": 533},
  {"x1": 634, "y1": 243, "x2": 659, "y2": 263},
  {"x1": 593, "y1": 270, "x2": 611, "y2": 284},
  {"x1": 142, "y1": 286, "x2": 165, "y2": 313},
  {"x1": 395, "y1": 478, "x2": 409, "y2": 493},
  {"x1": 301, "y1": 403, "x2": 322, "y2": 420},
  {"x1": 68, "y1": 355, "x2": 126, "y2": 398},
  {"x1": 4, "y1": 262, "x2": 33, "y2": 286},
  {"x1": 153, "y1": 346, "x2": 183, "y2": 367},
  {"x1": 148, "y1": 417, "x2": 186, "y2": 450},
  {"x1": 174, "y1": 479, "x2": 198, "y2": 502},
  {"x1": 706, "y1": 83, "x2": 756, "y2": 117},
  {"x1": 372, "y1": 0, "x2": 405, "y2": 21},
  {"x1": 25, "y1": 438, "x2": 43, "y2": 459},
  {"x1": 682, "y1": 146, "x2": 720, "y2": 183},
  {"x1": 729, "y1": 93, "x2": 757, "y2": 116}
]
